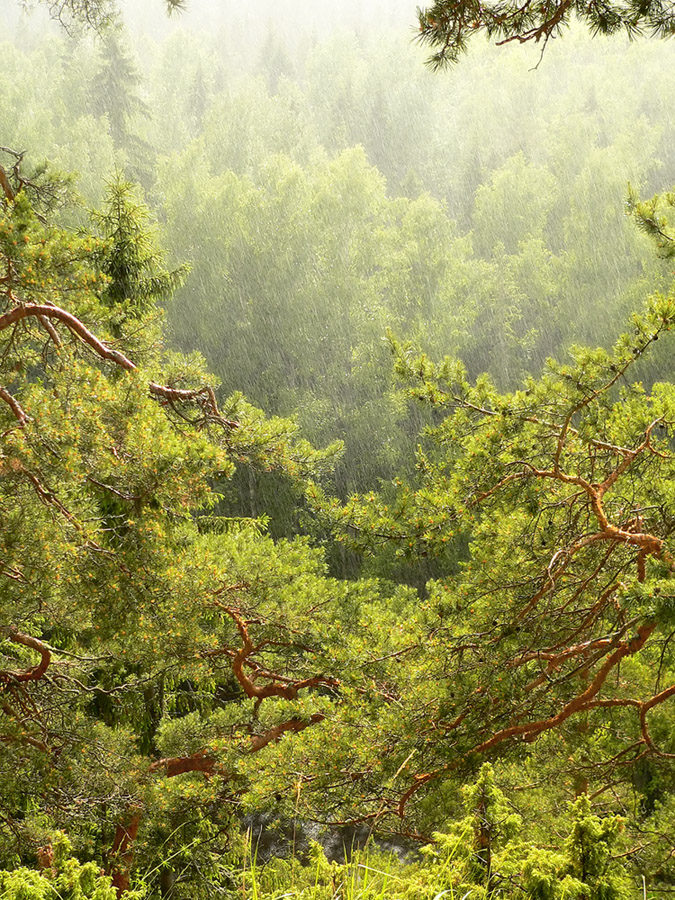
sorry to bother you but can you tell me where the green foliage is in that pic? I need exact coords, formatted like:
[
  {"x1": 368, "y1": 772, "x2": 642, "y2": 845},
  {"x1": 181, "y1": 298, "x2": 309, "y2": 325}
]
[
  {"x1": 92, "y1": 174, "x2": 188, "y2": 320},
  {"x1": 3, "y1": 15, "x2": 674, "y2": 519},
  {"x1": 227, "y1": 780, "x2": 634, "y2": 900},
  {"x1": 563, "y1": 796, "x2": 629, "y2": 898},
  {"x1": 3, "y1": 8, "x2": 675, "y2": 897},
  {"x1": 0, "y1": 184, "x2": 357, "y2": 893},
  {"x1": 628, "y1": 184, "x2": 675, "y2": 259},
  {"x1": 519, "y1": 796, "x2": 631, "y2": 900},
  {"x1": 306, "y1": 292, "x2": 675, "y2": 845},
  {"x1": 416, "y1": 0, "x2": 675, "y2": 68},
  {"x1": 0, "y1": 834, "x2": 140, "y2": 900}
]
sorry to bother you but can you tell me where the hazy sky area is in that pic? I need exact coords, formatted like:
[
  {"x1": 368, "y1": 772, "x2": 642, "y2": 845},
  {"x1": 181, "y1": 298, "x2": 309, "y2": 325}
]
[
  {"x1": 120, "y1": 0, "x2": 417, "y2": 41},
  {"x1": 2, "y1": 0, "x2": 641, "y2": 68},
  {"x1": 1, "y1": 0, "x2": 418, "y2": 44},
  {"x1": 5, "y1": 0, "x2": 673, "y2": 127}
]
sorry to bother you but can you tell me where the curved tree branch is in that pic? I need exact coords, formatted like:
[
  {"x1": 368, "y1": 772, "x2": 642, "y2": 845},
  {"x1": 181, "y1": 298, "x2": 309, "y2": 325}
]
[
  {"x1": 149, "y1": 752, "x2": 216, "y2": 777},
  {"x1": 0, "y1": 165, "x2": 15, "y2": 203},
  {"x1": 397, "y1": 621, "x2": 656, "y2": 817},
  {"x1": 0, "y1": 386, "x2": 29, "y2": 425},
  {"x1": 217, "y1": 602, "x2": 339, "y2": 702},
  {"x1": 1, "y1": 628, "x2": 51, "y2": 683},
  {"x1": 250, "y1": 713, "x2": 326, "y2": 751},
  {"x1": 0, "y1": 303, "x2": 238, "y2": 428},
  {"x1": 111, "y1": 711, "x2": 327, "y2": 896}
]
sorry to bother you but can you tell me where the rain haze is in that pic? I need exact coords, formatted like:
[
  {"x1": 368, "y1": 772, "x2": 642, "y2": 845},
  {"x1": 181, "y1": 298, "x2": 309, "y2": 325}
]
[{"x1": 2, "y1": 0, "x2": 675, "y2": 896}]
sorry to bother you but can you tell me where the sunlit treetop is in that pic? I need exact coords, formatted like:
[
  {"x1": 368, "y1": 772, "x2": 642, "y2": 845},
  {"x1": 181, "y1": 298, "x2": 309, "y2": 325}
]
[{"x1": 416, "y1": 0, "x2": 675, "y2": 67}]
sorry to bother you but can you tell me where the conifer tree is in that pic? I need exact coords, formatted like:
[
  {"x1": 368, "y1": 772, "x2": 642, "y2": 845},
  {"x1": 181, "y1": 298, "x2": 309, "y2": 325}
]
[
  {"x1": 90, "y1": 30, "x2": 149, "y2": 151},
  {"x1": 0, "y1": 157, "x2": 356, "y2": 895},
  {"x1": 87, "y1": 28, "x2": 155, "y2": 186},
  {"x1": 310, "y1": 276, "x2": 675, "y2": 826},
  {"x1": 417, "y1": 0, "x2": 675, "y2": 67},
  {"x1": 92, "y1": 174, "x2": 188, "y2": 320}
]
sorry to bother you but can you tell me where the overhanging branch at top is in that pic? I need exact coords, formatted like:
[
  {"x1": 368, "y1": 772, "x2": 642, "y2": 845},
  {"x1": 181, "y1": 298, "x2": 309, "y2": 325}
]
[{"x1": 417, "y1": 0, "x2": 675, "y2": 67}]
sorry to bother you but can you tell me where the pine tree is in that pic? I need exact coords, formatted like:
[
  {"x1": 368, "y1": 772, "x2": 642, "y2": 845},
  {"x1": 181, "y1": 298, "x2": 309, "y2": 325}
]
[
  {"x1": 0, "y1": 167, "x2": 351, "y2": 894},
  {"x1": 417, "y1": 0, "x2": 675, "y2": 67},
  {"x1": 311, "y1": 282, "x2": 675, "y2": 825}
]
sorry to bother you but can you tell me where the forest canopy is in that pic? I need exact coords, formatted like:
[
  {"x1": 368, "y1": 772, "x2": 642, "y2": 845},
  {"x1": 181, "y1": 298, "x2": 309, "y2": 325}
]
[{"x1": 2, "y1": 2, "x2": 675, "y2": 899}]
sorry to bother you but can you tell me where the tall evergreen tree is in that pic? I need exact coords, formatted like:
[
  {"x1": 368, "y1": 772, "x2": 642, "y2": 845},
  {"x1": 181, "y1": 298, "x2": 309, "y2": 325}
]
[
  {"x1": 92, "y1": 174, "x2": 188, "y2": 320},
  {"x1": 89, "y1": 30, "x2": 153, "y2": 184}
]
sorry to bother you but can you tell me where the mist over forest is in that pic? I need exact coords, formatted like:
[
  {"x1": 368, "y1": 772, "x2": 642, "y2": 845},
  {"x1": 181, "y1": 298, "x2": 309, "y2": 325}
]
[{"x1": 3, "y1": 1, "x2": 675, "y2": 898}]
